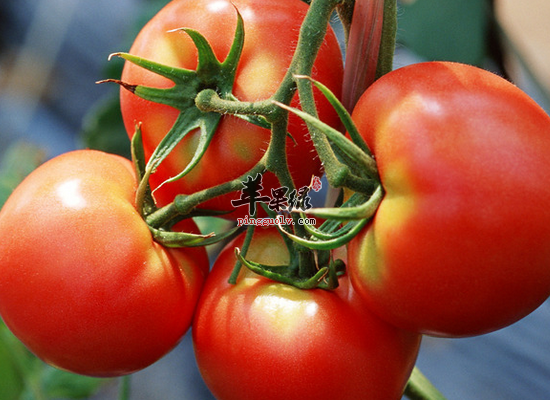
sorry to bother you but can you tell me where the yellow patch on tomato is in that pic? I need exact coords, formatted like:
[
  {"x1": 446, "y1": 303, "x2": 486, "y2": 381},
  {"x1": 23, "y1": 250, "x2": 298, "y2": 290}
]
[
  {"x1": 377, "y1": 160, "x2": 417, "y2": 231},
  {"x1": 357, "y1": 160, "x2": 417, "y2": 287},
  {"x1": 237, "y1": 53, "x2": 283, "y2": 100},
  {"x1": 253, "y1": 284, "x2": 319, "y2": 338}
]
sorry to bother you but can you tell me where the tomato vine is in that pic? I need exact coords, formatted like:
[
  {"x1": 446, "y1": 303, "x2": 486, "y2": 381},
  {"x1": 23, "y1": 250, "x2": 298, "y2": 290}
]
[
  {"x1": 4, "y1": 0, "x2": 549, "y2": 398},
  {"x1": 101, "y1": 0, "x2": 443, "y2": 397}
]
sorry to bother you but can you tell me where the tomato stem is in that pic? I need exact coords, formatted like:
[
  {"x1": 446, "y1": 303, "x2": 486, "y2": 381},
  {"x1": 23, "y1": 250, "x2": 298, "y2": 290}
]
[
  {"x1": 404, "y1": 367, "x2": 448, "y2": 400},
  {"x1": 118, "y1": 376, "x2": 131, "y2": 400},
  {"x1": 194, "y1": 89, "x2": 275, "y2": 128},
  {"x1": 145, "y1": 161, "x2": 267, "y2": 228},
  {"x1": 375, "y1": 0, "x2": 397, "y2": 80}
]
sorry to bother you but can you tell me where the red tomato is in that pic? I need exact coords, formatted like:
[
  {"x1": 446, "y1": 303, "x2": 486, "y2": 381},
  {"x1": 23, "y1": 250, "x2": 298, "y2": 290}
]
[
  {"x1": 193, "y1": 227, "x2": 421, "y2": 400},
  {"x1": 119, "y1": 0, "x2": 343, "y2": 217},
  {"x1": 0, "y1": 150, "x2": 208, "y2": 377},
  {"x1": 347, "y1": 61, "x2": 550, "y2": 337}
]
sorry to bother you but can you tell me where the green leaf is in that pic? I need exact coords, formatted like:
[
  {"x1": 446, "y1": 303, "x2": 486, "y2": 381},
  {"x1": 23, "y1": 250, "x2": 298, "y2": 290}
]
[
  {"x1": 0, "y1": 143, "x2": 45, "y2": 208},
  {"x1": 80, "y1": 95, "x2": 131, "y2": 159},
  {"x1": 0, "y1": 324, "x2": 25, "y2": 400},
  {"x1": 40, "y1": 367, "x2": 105, "y2": 400},
  {"x1": 397, "y1": 0, "x2": 490, "y2": 66}
]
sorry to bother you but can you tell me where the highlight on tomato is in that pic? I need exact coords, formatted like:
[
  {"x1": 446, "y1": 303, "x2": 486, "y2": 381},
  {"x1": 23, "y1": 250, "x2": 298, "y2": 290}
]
[
  {"x1": 193, "y1": 226, "x2": 421, "y2": 400},
  {"x1": 118, "y1": 0, "x2": 344, "y2": 217},
  {"x1": 0, "y1": 150, "x2": 208, "y2": 377},
  {"x1": 347, "y1": 61, "x2": 550, "y2": 338}
]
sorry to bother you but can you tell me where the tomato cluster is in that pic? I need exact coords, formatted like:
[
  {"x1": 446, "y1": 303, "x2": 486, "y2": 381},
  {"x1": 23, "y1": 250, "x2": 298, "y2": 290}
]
[{"x1": 1, "y1": 0, "x2": 550, "y2": 399}]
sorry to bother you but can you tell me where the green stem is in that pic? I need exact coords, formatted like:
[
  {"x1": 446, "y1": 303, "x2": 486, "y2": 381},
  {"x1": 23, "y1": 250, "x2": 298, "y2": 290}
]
[
  {"x1": 375, "y1": 0, "x2": 398, "y2": 79},
  {"x1": 118, "y1": 376, "x2": 131, "y2": 400},
  {"x1": 145, "y1": 160, "x2": 267, "y2": 228},
  {"x1": 404, "y1": 367, "x2": 448, "y2": 400},
  {"x1": 194, "y1": 0, "x2": 344, "y2": 279},
  {"x1": 288, "y1": 0, "x2": 381, "y2": 193},
  {"x1": 195, "y1": 89, "x2": 277, "y2": 122},
  {"x1": 274, "y1": 0, "x2": 343, "y2": 103},
  {"x1": 266, "y1": 111, "x2": 319, "y2": 278},
  {"x1": 189, "y1": 0, "x2": 348, "y2": 205}
]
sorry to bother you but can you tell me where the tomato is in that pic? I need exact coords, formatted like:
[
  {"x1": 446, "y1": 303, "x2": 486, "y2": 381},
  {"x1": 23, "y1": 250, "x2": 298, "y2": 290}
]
[
  {"x1": 193, "y1": 227, "x2": 421, "y2": 400},
  {"x1": 347, "y1": 61, "x2": 550, "y2": 337},
  {"x1": 0, "y1": 150, "x2": 208, "y2": 377},
  {"x1": 119, "y1": 0, "x2": 343, "y2": 217}
]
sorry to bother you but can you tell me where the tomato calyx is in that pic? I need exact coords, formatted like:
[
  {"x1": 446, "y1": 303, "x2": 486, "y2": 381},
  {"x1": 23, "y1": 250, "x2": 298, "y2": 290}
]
[
  {"x1": 280, "y1": 187, "x2": 383, "y2": 251},
  {"x1": 235, "y1": 246, "x2": 344, "y2": 289},
  {"x1": 99, "y1": 7, "x2": 248, "y2": 199},
  {"x1": 97, "y1": 7, "x2": 260, "y2": 248},
  {"x1": 230, "y1": 221, "x2": 345, "y2": 290}
]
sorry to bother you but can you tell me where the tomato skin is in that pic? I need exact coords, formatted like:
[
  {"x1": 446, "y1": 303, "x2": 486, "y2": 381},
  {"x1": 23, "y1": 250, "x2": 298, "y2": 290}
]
[
  {"x1": 120, "y1": 0, "x2": 343, "y2": 217},
  {"x1": 193, "y1": 227, "x2": 420, "y2": 400},
  {"x1": 348, "y1": 61, "x2": 550, "y2": 337},
  {"x1": 0, "y1": 150, "x2": 208, "y2": 377}
]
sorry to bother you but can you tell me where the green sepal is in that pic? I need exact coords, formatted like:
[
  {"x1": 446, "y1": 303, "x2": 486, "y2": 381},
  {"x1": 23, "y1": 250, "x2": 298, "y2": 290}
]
[
  {"x1": 131, "y1": 124, "x2": 157, "y2": 217},
  {"x1": 301, "y1": 185, "x2": 383, "y2": 220},
  {"x1": 232, "y1": 205, "x2": 344, "y2": 289},
  {"x1": 235, "y1": 247, "x2": 343, "y2": 290},
  {"x1": 279, "y1": 187, "x2": 382, "y2": 251},
  {"x1": 145, "y1": 106, "x2": 221, "y2": 190},
  {"x1": 281, "y1": 217, "x2": 369, "y2": 251},
  {"x1": 301, "y1": 215, "x2": 357, "y2": 240},
  {"x1": 294, "y1": 75, "x2": 372, "y2": 155},
  {"x1": 273, "y1": 99, "x2": 378, "y2": 182},
  {"x1": 150, "y1": 224, "x2": 245, "y2": 248},
  {"x1": 302, "y1": 220, "x2": 340, "y2": 240}
]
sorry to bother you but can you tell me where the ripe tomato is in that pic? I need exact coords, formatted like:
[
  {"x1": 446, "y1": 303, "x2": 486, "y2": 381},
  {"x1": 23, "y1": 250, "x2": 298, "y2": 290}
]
[
  {"x1": 347, "y1": 61, "x2": 550, "y2": 337},
  {"x1": 193, "y1": 227, "x2": 421, "y2": 400},
  {"x1": 0, "y1": 150, "x2": 208, "y2": 377},
  {"x1": 119, "y1": 0, "x2": 343, "y2": 217}
]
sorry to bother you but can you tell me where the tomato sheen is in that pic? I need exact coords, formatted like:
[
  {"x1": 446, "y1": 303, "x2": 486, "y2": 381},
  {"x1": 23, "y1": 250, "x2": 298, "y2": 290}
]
[
  {"x1": 120, "y1": 0, "x2": 343, "y2": 217},
  {"x1": 348, "y1": 61, "x2": 550, "y2": 337},
  {"x1": 193, "y1": 227, "x2": 420, "y2": 400},
  {"x1": 0, "y1": 150, "x2": 208, "y2": 376}
]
